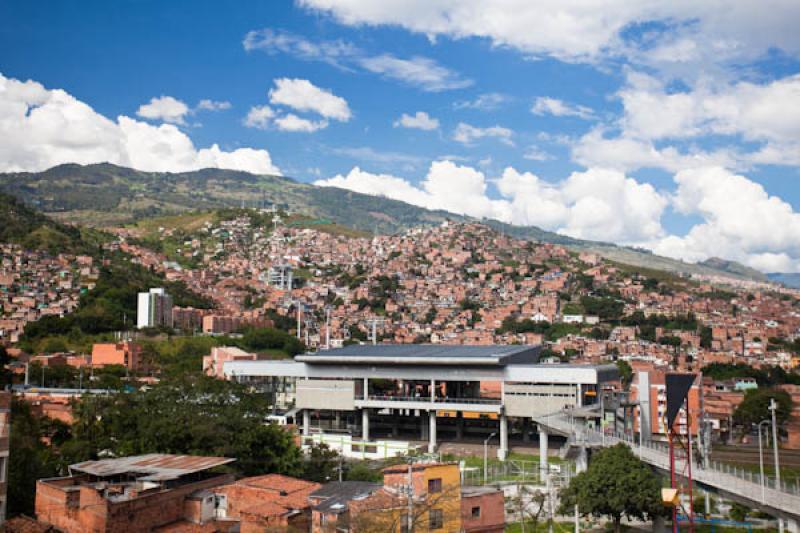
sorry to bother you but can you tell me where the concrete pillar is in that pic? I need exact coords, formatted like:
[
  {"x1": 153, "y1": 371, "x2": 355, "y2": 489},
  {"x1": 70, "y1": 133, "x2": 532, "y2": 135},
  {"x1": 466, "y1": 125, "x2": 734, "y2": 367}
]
[
  {"x1": 456, "y1": 413, "x2": 464, "y2": 439},
  {"x1": 363, "y1": 378, "x2": 369, "y2": 400},
  {"x1": 576, "y1": 384, "x2": 583, "y2": 407},
  {"x1": 498, "y1": 413, "x2": 508, "y2": 461},
  {"x1": 428, "y1": 411, "x2": 437, "y2": 453},
  {"x1": 576, "y1": 446, "x2": 588, "y2": 473},
  {"x1": 334, "y1": 411, "x2": 341, "y2": 429},
  {"x1": 302, "y1": 410, "x2": 311, "y2": 436},
  {"x1": 539, "y1": 428, "x2": 549, "y2": 475},
  {"x1": 362, "y1": 409, "x2": 370, "y2": 442},
  {"x1": 522, "y1": 418, "x2": 530, "y2": 443},
  {"x1": 785, "y1": 519, "x2": 799, "y2": 533}
]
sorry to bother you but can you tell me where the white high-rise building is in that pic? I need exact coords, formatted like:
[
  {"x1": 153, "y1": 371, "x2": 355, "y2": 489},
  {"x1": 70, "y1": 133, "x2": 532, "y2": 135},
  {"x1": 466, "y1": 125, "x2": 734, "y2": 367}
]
[{"x1": 137, "y1": 288, "x2": 174, "y2": 329}]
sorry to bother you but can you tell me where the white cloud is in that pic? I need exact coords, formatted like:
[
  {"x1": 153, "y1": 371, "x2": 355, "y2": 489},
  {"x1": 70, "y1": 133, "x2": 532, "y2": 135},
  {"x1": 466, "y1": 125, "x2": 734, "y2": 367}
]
[
  {"x1": 273, "y1": 113, "x2": 328, "y2": 132},
  {"x1": 531, "y1": 97, "x2": 594, "y2": 119},
  {"x1": 619, "y1": 72, "x2": 800, "y2": 144},
  {"x1": 298, "y1": 0, "x2": 800, "y2": 69},
  {"x1": 652, "y1": 167, "x2": 800, "y2": 272},
  {"x1": 393, "y1": 111, "x2": 439, "y2": 130},
  {"x1": 328, "y1": 146, "x2": 425, "y2": 167},
  {"x1": 523, "y1": 146, "x2": 553, "y2": 161},
  {"x1": 454, "y1": 92, "x2": 509, "y2": 111},
  {"x1": 571, "y1": 72, "x2": 800, "y2": 172},
  {"x1": 453, "y1": 122, "x2": 514, "y2": 146},
  {"x1": 243, "y1": 105, "x2": 275, "y2": 129},
  {"x1": 268, "y1": 78, "x2": 351, "y2": 121},
  {"x1": 244, "y1": 28, "x2": 470, "y2": 92},
  {"x1": 196, "y1": 99, "x2": 232, "y2": 111},
  {"x1": 136, "y1": 95, "x2": 190, "y2": 125},
  {"x1": 0, "y1": 73, "x2": 280, "y2": 175},
  {"x1": 571, "y1": 128, "x2": 741, "y2": 173},
  {"x1": 243, "y1": 28, "x2": 358, "y2": 69},
  {"x1": 358, "y1": 54, "x2": 472, "y2": 92},
  {"x1": 315, "y1": 160, "x2": 666, "y2": 245}
]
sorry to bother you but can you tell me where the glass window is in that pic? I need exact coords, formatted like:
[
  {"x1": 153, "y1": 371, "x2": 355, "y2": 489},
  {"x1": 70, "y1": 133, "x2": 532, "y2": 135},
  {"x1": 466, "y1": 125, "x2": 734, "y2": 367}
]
[
  {"x1": 428, "y1": 478, "x2": 442, "y2": 493},
  {"x1": 471, "y1": 506, "x2": 481, "y2": 518},
  {"x1": 429, "y1": 509, "x2": 443, "y2": 529}
]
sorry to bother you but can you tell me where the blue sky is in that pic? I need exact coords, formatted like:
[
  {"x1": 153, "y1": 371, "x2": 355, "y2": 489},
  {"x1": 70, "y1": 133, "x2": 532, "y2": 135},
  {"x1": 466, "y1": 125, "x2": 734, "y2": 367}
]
[{"x1": 1, "y1": 0, "x2": 800, "y2": 272}]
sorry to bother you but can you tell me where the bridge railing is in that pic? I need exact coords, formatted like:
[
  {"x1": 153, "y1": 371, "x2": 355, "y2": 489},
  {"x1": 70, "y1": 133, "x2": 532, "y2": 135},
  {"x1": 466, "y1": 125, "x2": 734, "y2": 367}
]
[{"x1": 537, "y1": 412, "x2": 800, "y2": 502}]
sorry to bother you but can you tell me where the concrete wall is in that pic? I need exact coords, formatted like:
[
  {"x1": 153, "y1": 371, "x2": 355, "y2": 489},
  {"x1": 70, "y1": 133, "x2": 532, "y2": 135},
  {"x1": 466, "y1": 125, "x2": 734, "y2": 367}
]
[
  {"x1": 296, "y1": 379, "x2": 356, "y2": 410},
  {"x1": 503, "y1": 383, "x2": 577, "y2": 417}
]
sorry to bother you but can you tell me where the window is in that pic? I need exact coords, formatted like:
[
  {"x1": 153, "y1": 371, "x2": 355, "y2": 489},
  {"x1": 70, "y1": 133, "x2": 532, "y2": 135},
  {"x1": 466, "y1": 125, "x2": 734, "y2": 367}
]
[
  {"x1": 400, "y1": 514, "x2": 409, "y2": 533},
  {"x1": 471, "y1": 506, "x2": 481, "y2": 518},
  {"x1": 429, "y1": 509, "x2": 443, "y2": 529},
  {"x1": 428, "y1": 478, "x2": 442, "y2": 493}
]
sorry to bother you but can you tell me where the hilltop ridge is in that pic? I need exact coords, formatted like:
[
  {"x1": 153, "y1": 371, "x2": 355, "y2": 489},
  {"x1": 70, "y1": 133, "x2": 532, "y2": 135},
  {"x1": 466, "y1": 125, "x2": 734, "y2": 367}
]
[{"x1": 0, "y1": 163, "x2": 770, "y2": 283}]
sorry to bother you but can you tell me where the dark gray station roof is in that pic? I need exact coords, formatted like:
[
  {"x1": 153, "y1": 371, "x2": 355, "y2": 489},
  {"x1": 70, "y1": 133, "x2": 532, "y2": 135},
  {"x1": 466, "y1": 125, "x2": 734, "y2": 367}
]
[{"x1": 295, "y1": 344, "x2": 541, "y2": 366}]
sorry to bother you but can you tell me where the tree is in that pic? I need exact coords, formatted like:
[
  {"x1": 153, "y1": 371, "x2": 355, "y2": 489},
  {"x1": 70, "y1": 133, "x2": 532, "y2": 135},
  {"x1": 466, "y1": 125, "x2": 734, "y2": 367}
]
[
  {"x1": 558, "y1": 443, "x2": 664, "y2": 532},
  {"x1": 616, "y1": 360, "x2": 633, "y2": 389},
  {"x1": 8, "y1": 398, "x2": 61, "y2": 517},
  {"x1": 67, "y1": 375, "x2": 304, "y2": 477},
  {"x1": 302, "y1": 443, "x2": 341, "y2": 483},
  {"x1": 733, "y1": 388, "x2": 793, "y2": 428},
  {"x1": 507, "y1": 483, "x2": 546, "y2": 532}
]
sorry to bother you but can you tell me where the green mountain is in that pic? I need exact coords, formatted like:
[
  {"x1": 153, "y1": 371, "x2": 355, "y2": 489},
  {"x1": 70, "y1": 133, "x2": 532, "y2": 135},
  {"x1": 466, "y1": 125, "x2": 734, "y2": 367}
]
[
  {"x1": 0, "y1": 163, "x2": 770, "y2": 283},
  {"x1": 0, "y1": 191, "x2": 107, "y2": 255},
  {"x1": 698, "y1": 257, "x2": 769, "y2": 282}
]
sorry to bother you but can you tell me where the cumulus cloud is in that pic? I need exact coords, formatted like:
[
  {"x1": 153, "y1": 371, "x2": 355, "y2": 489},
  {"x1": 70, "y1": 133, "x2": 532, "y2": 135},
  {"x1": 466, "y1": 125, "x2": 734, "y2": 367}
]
[
  {"x1": 651, "y1": 167, "x2": 800, "y2": 272},
  {"x1": 315, "y1": 160, "x2": 667, "y2": 245},
  {"x1": 572, "y1": 72, "x2": 800, "y2": 172},
  {"x1": 273, "y1": 113, "x2": 328, "y2": 132},
  {"x1": 619, "y1": 72, "x2": 800, "y2": 144},
  {"x1": 393, "y1": 111, "x2": 439, "y2": 130},
  {"x1": 196, "y1": 99, "x2": 232, "y2": 111},
  {"x1": 531, "y1": 97, "x2": 594, "y2": 119},
  {"x1": 298, "y1": 0, "x2": 800, "y2": 69},
  {"x1": 244, "y1": 28, "x2": 471, "y2": 92},
  {"x1": 453, "y1": 122, "x2": 514, "y2": 146},
  {"x1": 243, "y1": 105, "x2": 275, "y2": 129},
  {"x1": 136, "y1": 95, "x2": 190, "y2": 124},
  {"x1": 0, "y1": 72, "x2": 280, "y2": 174},
  {"x1": 269, "y1": 78, "x2": 351, "y2": 121}
]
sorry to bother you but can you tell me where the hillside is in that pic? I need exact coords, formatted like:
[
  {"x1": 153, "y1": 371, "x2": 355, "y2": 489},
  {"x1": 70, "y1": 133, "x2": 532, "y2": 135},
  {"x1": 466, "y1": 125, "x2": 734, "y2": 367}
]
[
  {"x1": 0, "y1": 163, "x2": 770, "y2": 283},
  {"x1": 0, "y1": 191, "x2": 107, "y2": 255}
]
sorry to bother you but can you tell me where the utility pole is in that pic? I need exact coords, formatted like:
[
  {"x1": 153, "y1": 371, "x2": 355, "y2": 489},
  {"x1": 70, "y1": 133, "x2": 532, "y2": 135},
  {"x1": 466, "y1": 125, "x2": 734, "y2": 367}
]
[
  {"x1": 770, "y1": 398, "x2": 784, "y2": 533},
  {"x1": 407, "y1": 460, "x2": 414, "y2": 533},
  {"x1": 296, "y1": 301, "x2": 302, "y2": 340},
  {"x1": 325, "y1": 306, "x2": 331, "y2": 350}
]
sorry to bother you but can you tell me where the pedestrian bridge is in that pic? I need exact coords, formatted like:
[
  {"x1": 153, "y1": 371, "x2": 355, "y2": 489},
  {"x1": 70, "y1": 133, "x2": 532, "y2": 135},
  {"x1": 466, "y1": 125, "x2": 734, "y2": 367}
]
[{"x1": 534, "y1": 410, "x2": 800, "y2": 526}]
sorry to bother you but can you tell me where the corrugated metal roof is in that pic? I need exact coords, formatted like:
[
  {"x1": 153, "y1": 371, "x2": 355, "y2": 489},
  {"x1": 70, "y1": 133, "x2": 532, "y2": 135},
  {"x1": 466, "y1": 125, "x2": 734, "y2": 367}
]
[
  {"x1": 70, "y1": 454, "x2": 235, "y2": 481},
  {"x1": 296, "y1": 344, "x2": 541, "y2": 366}
]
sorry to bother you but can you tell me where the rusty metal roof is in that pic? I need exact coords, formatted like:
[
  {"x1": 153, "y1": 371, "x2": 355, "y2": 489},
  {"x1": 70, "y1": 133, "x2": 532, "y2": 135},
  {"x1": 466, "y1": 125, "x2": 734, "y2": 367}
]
[{"x1": 70, "y1": 454, "x2": 235, "y2": 481}]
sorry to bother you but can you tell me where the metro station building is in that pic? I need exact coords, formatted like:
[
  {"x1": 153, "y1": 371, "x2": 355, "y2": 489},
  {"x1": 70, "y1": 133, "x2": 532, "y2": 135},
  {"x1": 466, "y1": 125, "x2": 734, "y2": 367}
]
[{"x1": 225, "y1": 344, "x2": 618, "y2": 459}]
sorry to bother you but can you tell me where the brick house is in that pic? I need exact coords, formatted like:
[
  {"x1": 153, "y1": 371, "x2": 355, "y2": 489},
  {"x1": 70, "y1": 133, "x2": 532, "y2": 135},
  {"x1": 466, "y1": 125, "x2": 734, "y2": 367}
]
[{"x1": 35, "y1": 454, "x2": 235, "y2": 533}]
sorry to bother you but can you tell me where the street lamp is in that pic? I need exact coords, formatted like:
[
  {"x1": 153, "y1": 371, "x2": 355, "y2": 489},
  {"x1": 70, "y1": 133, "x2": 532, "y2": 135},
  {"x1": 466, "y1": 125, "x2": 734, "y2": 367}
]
[
  {"x1": 484, "y1": 432, "x2": 497, "y2": 484},
  {"x1": 757, "y1": 419, "x2": 770, "y2": 504},
  {"x1": 769, "y1": 399, "x2": 781, "y2": 489}
]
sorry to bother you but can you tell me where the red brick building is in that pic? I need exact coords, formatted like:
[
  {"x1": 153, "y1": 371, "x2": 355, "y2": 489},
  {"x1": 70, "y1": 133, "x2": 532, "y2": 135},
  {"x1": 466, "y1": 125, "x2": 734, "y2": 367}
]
[{"x1": 35, "y1": 454, "x2": 235, "y2": 533}]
